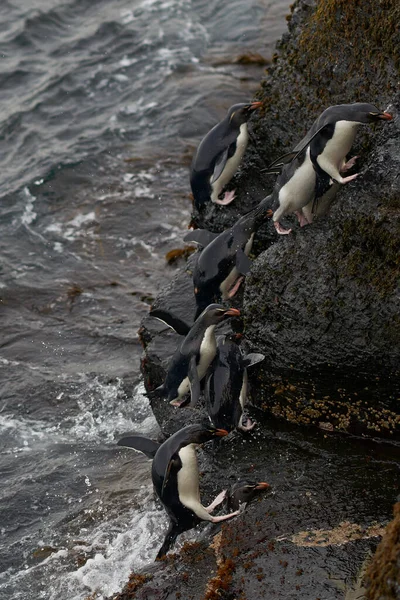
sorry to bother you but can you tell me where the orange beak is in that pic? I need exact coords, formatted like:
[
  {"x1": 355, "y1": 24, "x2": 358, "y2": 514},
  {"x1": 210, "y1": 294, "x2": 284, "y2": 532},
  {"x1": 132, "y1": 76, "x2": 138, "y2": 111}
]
[
  {"x1": 380, "y1": 112, "x2": 393, "y2": 120},
  {"x1": 255, "y1": 482, "x2": 270, "y2": 490},
  {"x1": 265, "y1": 209, "x2": 273, "y2": 218},
  {"x1": 249, "y1": 101, "x2": 262, "y2": 111},
  {"x1": 215, "y1": 428, "x2": 229, "y2": 437},
  {"x1": 224, "y1": 307, "x2": 241, "y2": 317}
]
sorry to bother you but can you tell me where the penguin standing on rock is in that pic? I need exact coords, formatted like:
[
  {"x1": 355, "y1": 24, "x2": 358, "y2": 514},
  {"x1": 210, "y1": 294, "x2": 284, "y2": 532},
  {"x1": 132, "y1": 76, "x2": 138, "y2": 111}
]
[
  {"x1": 204, "y1": 335, "x2": 264, "y2": 432},
  {"x1": 268, "y1": 103, "x2": 393, "y2": 234},
  {"x1": 118, "y1": 423, "x2": 240, "y2": 559},
  {"x1": 185, "y1": 196, "x2": 273, "y2": 319},
  {"x1": 151, "y1": 304, "x2": 240, "y2": 408},
  {"x1": 190, "y1": 101, "x2": 262, "y2": 210}
]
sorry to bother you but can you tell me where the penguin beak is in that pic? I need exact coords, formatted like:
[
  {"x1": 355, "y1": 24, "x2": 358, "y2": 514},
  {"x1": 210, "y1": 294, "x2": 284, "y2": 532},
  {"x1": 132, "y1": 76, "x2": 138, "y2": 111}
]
[
  {"x1": 215, "y1": 428, "x2": 229, "y2": 437},
  {"x1": 248, "y1": 101, "x2": 262, "y2": 111},
  {"x1": 370, "y1": 111, "x2": 393, "y2": 121},
  {"x1": 224, "y1": 308, "x2": 241, "y2": 317},
  {"x1": 255, "y1": 482, "x2": 270, "y2": 490}
]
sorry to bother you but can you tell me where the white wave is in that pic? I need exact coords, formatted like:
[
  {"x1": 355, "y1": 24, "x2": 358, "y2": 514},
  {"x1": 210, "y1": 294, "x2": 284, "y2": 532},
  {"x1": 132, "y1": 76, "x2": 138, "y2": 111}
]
[
  {"x1": 68, "y1": 380, "x2": 158, "y2": 443},
  {"x1": 21, "y1": 187, "x2": 37, "y2": 226}
]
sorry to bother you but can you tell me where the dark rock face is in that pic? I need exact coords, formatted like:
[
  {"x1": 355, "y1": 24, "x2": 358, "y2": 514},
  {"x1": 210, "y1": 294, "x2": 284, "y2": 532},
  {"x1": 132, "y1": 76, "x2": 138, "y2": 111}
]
[
  {"x1": 365, "y1": 502, "x2": 400, "y2": 600},
  {"x1": 141, "y1": 0, "x2": 400, "y2": 438},
  {"x1": 131, "y1": 2, "x2": 400, "y2": 598},
  {"x1": 111, "y1": 414, "x2": 398, "y2": 600}
]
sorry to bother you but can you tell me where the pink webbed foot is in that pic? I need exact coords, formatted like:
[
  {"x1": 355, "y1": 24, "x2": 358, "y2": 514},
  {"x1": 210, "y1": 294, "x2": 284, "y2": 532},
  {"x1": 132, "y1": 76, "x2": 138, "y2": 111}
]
[
  {"x1": 274, "y1": 221, "x2": 292, "y2": 235},
  {"x1": 205, "y1": 490, "x2": 227, "y2": 514},
  {"x1": 338, "y1": 173, "x2": 359, "y2": 184},
  {"x1": 228, "y1": 276, "x2": 245, "y2": 298},
  {"x1": 295, "y1": 210, "x2": 310, "y2": 228},
  {"x1": 238, "y1": 417, "x2": 256, "y2": 432},
  {"x1": 341, "y1": 156, "x2": 359, "y2": 172},
  {"x1": 215, "y1": 190, "x2": 236, "y2": 205},
  {"x1": 211, "y1": 510, "x2": 240, "y2": 523}
]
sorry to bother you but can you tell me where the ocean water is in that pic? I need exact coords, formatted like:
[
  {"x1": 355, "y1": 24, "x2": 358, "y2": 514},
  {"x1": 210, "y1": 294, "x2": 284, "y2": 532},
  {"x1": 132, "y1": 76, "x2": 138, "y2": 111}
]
[{"x1": 0, "y1": 1, "x2": 290, "y2": 598}]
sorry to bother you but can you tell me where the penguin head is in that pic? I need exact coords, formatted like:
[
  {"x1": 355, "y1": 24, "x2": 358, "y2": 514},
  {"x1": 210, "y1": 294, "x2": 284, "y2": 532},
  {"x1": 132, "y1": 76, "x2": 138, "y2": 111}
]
[
  {"x1": 182, "y1": 422, "x2": 229, "y2": 445},
  {"x1": 325, "y1": 103, "x2": 393, "y2": 124},
  {"x1": 196, "y1": 303, "x2": 240, "y2": 326},
  {"x1": 228, "y1": 480, "x2": 270, "y2": 511},
  {"x1": 227, "y1": 101, "x2": 262, "y2": 127}
]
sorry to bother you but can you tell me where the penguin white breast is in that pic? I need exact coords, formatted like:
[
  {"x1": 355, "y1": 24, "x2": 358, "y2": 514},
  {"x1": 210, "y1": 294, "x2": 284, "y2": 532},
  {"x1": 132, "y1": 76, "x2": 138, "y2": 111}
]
[
  {"x1": 239, "y1": 368, "x2": 248, "y2": 411},
  {"x1": 211, "y1": 123, "x2": 248, "y2": 200},
  {"x1": 177, "y1": 444, "x2": 200, "y2": 502},
  {"x1": 174, "y1": 326, "x2": 216, "y2": 402},
  {"x1": 197, "y1": 325, "x2": 216, "y2": 378},
  {"x1": 318, "y1": 120, "x2": 359, "y2": 170},
  {"x1": 276, "y1": 150, "x2": 316, "y2": 216},
  {"x1": 177, "y1": 444, "x2": 213, "y2": 521}
]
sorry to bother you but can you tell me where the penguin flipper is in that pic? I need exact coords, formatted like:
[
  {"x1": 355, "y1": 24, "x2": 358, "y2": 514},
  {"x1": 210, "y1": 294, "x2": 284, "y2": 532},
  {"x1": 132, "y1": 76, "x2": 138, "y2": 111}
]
[
  {"x1": 149, "y1": 308, "x2": 192, "y2": 336},
  {"x1": 211, "y1": 147, "x2": 229, "y2": 183},
  {"x1": 264, "y1": 150, "x2": 299, "y2": 171},
  {"x1": 188, "y1": 355, "x2": 201, "y2": 407},
  {"x1": 161, "y1": 456, "x2": 181, "y2": 498},
  {"x1": 235, "y1": 249, "x2": 252, "y2": 276},
  {"x1": 265, "y1": 123, "x2": 330, "y2": 171},
  {"x1": 117, "y1": 435, "x2": 160, "y2": 459},
  {"x1": 184, "y1": 229, "x2": 219, "y2": 248},
  {"x1": 243, "y1": 353, "x2": 265, "y2": 368}
]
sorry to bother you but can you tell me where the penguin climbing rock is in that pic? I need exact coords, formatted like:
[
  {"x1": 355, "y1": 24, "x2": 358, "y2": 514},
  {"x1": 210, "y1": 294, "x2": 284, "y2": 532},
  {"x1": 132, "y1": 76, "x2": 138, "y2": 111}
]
[
  {"x1": 190, "y1": 101, "x2": 262, "y2": 210},
  {"x1": 267, "y1": 103, "x2": 393, "y2": 234},
  {"x1": 226, "y1": 480, "x2": 270, "y2": 512},
  {"x1": 204, "y1": 335, "x2": 264, "y2": 432},
  {"x1": 118, "y1": 423, "x2": 240, "y2": 559},
  {"x1": 151, "y1": 304, "x2": 240, "y2": 408},
  {"x1": 185, "y1": 196, "x2": 273, "y2": 318}
]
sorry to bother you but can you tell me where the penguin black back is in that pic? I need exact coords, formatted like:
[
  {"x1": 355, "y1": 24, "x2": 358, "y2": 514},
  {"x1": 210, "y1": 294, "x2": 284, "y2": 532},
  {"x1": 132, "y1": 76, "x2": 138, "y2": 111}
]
[{"x1": 185, "y1": 196, "x2": 273, "y2": 317}]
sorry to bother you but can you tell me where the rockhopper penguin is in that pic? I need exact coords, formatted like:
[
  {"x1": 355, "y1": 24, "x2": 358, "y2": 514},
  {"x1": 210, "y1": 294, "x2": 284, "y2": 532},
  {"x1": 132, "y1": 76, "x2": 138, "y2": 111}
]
[
  {"x1": 151, "y1": 304, "x2": 240, "y2": 407},
  {"x1": 118, "y1": 423, "x2": 240, "y2": 559},
  {"x1": 204, "y1": 335, "x2": 264, "y2": 432},
  {"x1": 184, "y1": 195, "x2": 273, "y2": 319},
  {"x1": 226, "y1": 480, "x2": 270, "y2": 512},
  {"x1": 268, "y1": 103, "x2": 393, "y2": 234},
  {"x1": 190, "y1": 101, "x2": 262, "y2": 210}
]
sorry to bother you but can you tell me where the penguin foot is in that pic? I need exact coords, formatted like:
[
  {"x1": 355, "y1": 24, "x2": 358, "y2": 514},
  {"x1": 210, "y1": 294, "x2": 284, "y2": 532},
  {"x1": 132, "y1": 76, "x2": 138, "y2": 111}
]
[
  {"x1": 238, "y1": 417, "x2": 256, "y2": 432},
  {"x1": 274, "y1": 221, "x2": 292, "y2": 235},
  {"x1": 227, "y1": 276, "x2": 245, "y2": 298},
  {"x1": 295, "y1": 211, "x2": 310, "y2": 228},
  {"x1": 211, "y1": 509, "x2": 240, "y2": 523},
  {"x1": 215, "y1": 190, "x2": 236, "y2": 205},
  {"x1": 205, "y1": 490, "x2": 227, "y2": 513},
  {"x1": 341, "y1": 156, "x2": 359, "y2": 172},
  {"x1": 338, "y1": 173, "x2": 359, "y2": 184}
]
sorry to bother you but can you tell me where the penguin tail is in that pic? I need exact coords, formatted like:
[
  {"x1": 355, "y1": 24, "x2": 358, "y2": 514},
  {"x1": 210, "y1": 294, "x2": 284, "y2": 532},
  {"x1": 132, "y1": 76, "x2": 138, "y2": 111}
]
[
  {"x1": 156, "y1": 525, "x2": 180, "y2": 560},
  {"x1": 146, "y1": 384, "x2": 166, "y2": 401}
]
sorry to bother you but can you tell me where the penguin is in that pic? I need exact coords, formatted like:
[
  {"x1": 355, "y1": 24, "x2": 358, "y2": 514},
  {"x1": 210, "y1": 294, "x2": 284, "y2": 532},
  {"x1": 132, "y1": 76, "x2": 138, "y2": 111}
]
[
  {"x1": 204, "y1": 335, "x2": 264, "y2": 432},
  {"x1": 184, "y1": 196, "x2": 273, "y2": 319},
  {"x1": 226, "y1": 480, "x2": 270, "y2": 512},
  {"x1": 118, "y1": 423, "x2": 240, "y2": 559},
  {"x1": 267, "y1": 103, "x2": 393, "y2": 234},
  {"x1": 151, "y1": 304, "x2": 240, "y2": 408},
  {"x1": 190, "y1": 101, "x2": 262, "y2": 210}
]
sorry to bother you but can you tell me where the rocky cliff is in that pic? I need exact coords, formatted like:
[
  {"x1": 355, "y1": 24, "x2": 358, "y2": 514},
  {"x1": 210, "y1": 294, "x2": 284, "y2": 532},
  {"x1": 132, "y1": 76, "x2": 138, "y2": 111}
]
[{"x1": 115, "y1": 0, "x2": 400, "y2": 598}]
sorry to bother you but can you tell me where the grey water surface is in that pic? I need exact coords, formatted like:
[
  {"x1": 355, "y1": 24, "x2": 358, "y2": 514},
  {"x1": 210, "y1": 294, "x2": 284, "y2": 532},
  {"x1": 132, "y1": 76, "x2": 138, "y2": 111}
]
[{"x1": 0, "y1": 0, "x2": 290, "y2": 598}]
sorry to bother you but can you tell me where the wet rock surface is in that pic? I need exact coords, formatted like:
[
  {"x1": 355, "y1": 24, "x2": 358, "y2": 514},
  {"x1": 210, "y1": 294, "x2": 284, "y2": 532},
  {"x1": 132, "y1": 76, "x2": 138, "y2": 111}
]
[
  {"x1": 111, "y1": 414, "x2": 399, "y2": 600},
  {"x1": 129, "y1": 0, "x2": 400, "y2": 598}
]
